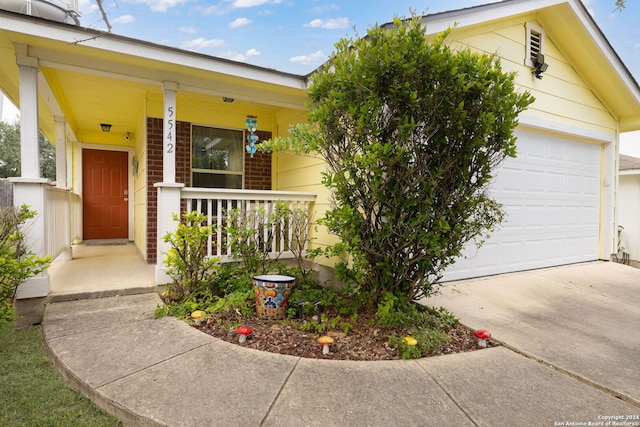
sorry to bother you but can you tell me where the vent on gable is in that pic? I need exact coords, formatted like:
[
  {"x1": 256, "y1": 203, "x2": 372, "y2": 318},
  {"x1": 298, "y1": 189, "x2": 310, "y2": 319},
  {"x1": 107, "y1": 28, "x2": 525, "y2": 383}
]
[
  {"x1": 525, "y1": 22, "x2": 545, "y2": 68},
  {"x1": 529, "y1": 30, "x2": 542, "y2": 62}
]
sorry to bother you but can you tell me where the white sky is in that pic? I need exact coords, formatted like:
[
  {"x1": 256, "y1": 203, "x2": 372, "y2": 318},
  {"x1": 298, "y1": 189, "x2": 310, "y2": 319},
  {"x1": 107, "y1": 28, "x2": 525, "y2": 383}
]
[
  {"x1": 620, "y1": 131, "x2": 640, "y2": 158},
  {"x1": 1, "y1": 94, "x2": 19, "y2": 122}
]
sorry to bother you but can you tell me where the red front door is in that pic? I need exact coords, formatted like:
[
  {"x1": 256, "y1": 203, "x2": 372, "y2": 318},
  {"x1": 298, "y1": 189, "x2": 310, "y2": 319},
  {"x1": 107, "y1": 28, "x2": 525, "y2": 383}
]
[{"x1": 82, "y1": 149, "x2": 128, "y2": 239}]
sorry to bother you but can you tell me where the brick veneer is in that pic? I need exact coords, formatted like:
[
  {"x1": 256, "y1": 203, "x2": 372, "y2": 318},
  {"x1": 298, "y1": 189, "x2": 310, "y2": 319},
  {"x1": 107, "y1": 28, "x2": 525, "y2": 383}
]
[
  {"x1": 145, "y1": 117, "x2": 272, "y2": 263},
  {"x1": 245, "y1": 130, "x2": 272, "y2": 191}
]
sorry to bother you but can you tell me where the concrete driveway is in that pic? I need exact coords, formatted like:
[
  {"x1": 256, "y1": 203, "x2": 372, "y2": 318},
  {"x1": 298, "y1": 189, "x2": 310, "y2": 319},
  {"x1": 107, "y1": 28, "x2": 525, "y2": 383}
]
[{"x1": 427, "y1": 261, "x2": 640, "y2": 406}]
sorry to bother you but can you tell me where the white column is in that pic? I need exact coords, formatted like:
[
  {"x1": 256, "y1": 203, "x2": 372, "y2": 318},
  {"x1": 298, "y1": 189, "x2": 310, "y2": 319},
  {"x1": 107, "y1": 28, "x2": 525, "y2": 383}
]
[
  {"x1": 54, "y1": 117, "x2": 72, "y2": 261},
  {"x1": 11, "y1": 48, "x2": 50, "y2": 298},
  {"x1": 154, "y1": 182, "x2": 184, "y2": 284},
  {"x1": 66, "y1": 140, "x2": 73, "y2": 189},
  {"x1": 155, "y1": 82, "x2": 181, "y2": 284},
  {"x1": 163, "y1": 81, "x2": 177, "y2": 184},
  {"x1": 54, "y1": 116, "x2": 68, "y2": 188},
  {"x1": 16, "y1": 53, "x2": 40, "y2": 179}
]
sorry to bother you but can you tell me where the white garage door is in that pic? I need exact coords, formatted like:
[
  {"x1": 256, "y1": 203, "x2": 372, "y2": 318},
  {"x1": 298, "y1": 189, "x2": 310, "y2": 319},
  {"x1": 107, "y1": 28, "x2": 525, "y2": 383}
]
[{"x1": 443, "y1": 129, "x2": 601, "y2": 281}]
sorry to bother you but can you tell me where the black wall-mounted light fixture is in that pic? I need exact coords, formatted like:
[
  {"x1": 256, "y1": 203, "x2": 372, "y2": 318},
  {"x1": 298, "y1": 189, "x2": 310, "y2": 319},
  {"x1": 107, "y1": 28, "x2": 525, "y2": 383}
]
[
  {"x1": 532, "y1": 52, "x2": 549, "y2": 79},
  {"x1": 100, "y1": 123, "x2": 112, "y2": 132},
  {"x1": 222, "y1": 97, "x2": 235, "y2": 103}
]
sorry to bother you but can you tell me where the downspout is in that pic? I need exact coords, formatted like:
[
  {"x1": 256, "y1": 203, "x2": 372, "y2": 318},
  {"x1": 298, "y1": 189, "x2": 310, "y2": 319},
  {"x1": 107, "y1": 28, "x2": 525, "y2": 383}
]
[{"x1": 612, "y1": 121, "x2": 621, "y2": 260}]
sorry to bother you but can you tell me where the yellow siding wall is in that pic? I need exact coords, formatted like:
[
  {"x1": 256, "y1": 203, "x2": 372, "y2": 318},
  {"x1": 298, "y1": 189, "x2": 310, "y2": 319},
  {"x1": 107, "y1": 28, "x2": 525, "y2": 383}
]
[
  {"x1": 133, "y1": 114, "x2": 148, "y2": 259},
  {"x1": 146, "y1": 91, "x2": 277, "y2": 133},
  {"x1": 272, "y1": 109, "x2": 344, "y2": 262},
  {"x1": 444, "y1": 18, "x2": 616, "y2": 135}
]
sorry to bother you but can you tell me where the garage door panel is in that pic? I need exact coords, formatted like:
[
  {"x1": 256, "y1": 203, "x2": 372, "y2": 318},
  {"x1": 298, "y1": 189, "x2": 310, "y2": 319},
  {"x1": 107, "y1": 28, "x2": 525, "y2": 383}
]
[{"x1": 443, "y1": 130, "x2": 601, "y2": 282}]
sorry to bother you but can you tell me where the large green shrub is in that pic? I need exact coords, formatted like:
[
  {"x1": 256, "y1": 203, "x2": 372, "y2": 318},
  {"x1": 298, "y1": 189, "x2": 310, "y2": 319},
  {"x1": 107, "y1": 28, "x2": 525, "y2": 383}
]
[
  {"x1": 0, "y1": 205, "x2": 51, "y2": 323},
  {"x1": 263, "y1": 16, "x2": 534, "y2": 307}
]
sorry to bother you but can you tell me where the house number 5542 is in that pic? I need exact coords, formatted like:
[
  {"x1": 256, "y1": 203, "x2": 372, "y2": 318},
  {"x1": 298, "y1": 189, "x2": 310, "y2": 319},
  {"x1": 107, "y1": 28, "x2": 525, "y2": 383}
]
[{"x1": 166, "y1": 106, "x2": 174, "y2": 154}]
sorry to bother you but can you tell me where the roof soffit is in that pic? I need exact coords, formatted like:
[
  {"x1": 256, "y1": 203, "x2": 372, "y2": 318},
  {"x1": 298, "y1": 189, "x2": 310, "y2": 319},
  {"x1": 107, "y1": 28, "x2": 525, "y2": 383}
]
[{"x1": 27, "y1": 45, "x2": 309, "y2": 110}]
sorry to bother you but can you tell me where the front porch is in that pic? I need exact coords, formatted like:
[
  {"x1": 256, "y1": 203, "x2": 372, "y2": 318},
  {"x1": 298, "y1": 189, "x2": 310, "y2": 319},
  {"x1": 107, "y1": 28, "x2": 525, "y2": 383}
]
[
  {"x1": 14, "y1": 239, "x2": 157, "y2": 328},
  {"x1": 48, "y1": 240, "x2": 156, "y2": 299},
  {"x1": 1, "y1": 18, "x2": 317, "y2": 326},
  {"x1": 12, "y1": 183, "x2": 316, "y2": 326}
]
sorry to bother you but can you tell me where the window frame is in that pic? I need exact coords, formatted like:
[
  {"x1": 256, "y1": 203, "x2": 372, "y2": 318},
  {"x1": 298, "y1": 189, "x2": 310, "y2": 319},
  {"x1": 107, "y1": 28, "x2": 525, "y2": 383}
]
[{"x1": 190, "y1": 124, "x2": 245, "y2": 189}]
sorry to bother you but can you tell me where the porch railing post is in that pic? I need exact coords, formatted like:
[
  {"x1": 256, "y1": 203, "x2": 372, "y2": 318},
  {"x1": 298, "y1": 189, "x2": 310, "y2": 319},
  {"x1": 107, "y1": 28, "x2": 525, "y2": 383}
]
[{"x1": 154, "y1": 182, "x2": 184, "y2": 284}]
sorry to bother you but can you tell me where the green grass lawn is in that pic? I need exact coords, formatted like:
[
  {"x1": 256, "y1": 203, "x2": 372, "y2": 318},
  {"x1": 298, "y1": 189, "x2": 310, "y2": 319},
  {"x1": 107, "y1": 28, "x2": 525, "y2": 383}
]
[{"x1": 0, "y1": 322, "x2": 122, "y2": 426}]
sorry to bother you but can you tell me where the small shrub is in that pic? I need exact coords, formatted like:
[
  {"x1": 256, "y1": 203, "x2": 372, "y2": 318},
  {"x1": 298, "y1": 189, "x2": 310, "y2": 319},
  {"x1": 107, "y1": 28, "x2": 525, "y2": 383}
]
[
  {"x1": 376, "y1": 292, "x2": 423, "y2": 328},
  {"x1": 163, "y1": 211, "x2": 220, "y2": 299},
  {"x1": 212, "y1": 262, "x2": 253, "y2": 295},
  {"x1": 0, "y1": 205, "x2": 50, "y2": 323},
  {"x1": 422, "y1": 306, "x2": 459, "y2": 330},
  {"x1": 392, "y1": 329, "x2": 449, "y2": 360},
  {"x1": 285, "y1": 207, "x2": 316, "y2": 275},
  {"x1": 225, "y1": 202, "x2": 288, "y2": 274},
  {"x1": 225, "y1": 202, "x2": 317, "y2": 275}
]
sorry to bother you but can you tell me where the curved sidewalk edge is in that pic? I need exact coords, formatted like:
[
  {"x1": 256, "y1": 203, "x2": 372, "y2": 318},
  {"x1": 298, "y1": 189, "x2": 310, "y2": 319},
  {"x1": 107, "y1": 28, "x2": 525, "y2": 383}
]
[{"x1": 42, "y1": 293, "x2": 640, "y2": 427}]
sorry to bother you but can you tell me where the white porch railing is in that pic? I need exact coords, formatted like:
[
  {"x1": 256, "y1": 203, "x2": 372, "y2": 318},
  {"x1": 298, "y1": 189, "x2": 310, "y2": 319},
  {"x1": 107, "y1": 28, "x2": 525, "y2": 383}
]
[
  {"x1": 180, "y1": 188, "x2": 316, "y2": 261},
  {"x1": 44, "y1": 186, "x2": 80, "y2": 260}
]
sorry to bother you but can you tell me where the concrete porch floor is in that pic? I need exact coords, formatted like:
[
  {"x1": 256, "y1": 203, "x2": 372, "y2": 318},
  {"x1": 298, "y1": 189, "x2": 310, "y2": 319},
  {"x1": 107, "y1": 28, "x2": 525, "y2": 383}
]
[{"x1": 48, "y1": 240, "x2": 158, "y2": 301}]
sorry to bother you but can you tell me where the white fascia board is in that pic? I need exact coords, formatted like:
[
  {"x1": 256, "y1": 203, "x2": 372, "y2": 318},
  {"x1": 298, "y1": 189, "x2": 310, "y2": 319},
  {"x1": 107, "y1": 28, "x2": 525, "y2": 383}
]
[
  {"x1": 0, "y1": 13, "x2": 307, "y2": 90},
  {"x1": 91, "y1": 38, "x2": 307, "y2": 90},
  {"x1": 420, "y1": 0, "x2": 564, "y2": 35},
  {"x1": 518, "y1": 114, "x2": 614, "y2": 144},
  {"x1": 620, "y1": 169, "x2": 640, "y2": 176},
  {"x1": 564, "y1": 0, "x2": 640, "y2": 106}
]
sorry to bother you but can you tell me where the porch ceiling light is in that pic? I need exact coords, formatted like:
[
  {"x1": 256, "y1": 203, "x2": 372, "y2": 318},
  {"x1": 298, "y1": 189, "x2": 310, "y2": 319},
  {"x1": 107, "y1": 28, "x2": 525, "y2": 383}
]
[
  {"x1": 100, "y1": 123, "x2": 112, "y2": 132},
  {"x1": 223, "y1": 97, "x2": 235, "y2": 103}
]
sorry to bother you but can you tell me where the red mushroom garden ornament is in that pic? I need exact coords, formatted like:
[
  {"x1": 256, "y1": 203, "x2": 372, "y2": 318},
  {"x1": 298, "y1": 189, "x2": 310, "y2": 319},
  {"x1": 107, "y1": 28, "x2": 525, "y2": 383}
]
[
  {"x1": 237, "y1": 325, "x2": 253, "y2": 343},
  {"x1": 474, "y1": 329, "x2": 491, "y2": 348}
]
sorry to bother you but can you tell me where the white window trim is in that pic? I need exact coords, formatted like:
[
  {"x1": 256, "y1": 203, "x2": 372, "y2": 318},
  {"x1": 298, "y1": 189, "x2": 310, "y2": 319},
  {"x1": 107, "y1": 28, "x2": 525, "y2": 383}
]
[{"x1": 525, "y1": 22, "x2": 545, "y2": 68}]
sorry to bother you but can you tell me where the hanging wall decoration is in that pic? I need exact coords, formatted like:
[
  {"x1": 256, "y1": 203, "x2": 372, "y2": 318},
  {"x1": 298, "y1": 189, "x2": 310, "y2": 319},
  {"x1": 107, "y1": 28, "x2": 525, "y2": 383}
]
[{"x1": 245, "y1": 115, "x2": 258, "y2": 158}]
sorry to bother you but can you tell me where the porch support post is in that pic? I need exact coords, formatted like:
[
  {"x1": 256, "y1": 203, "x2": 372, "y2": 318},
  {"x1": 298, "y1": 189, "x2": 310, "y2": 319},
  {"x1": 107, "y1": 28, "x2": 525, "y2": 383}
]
[
  {"x1": 154, "y1": 81, "x2": 181, "y2": 284},
  {"x1": 162, "y1": 81, "x2": 177, "y2": 184},
  {"x1": 52, "y1": 117, "x2": 72, "y2": 260},
  {"x1": 11, "y1": 47, "x2": 50, "y2": 302},
  {"x1": 54, "y1": 116, "x2": 68, "y2": 188},
  {"x1": 53, "y1": 116, "x2": 72, "y2": 261},
  {"x1": 154, "y1": 182, "x2": 184, "y2": 284},
  {"x1": 16, "y1": 48, "x2": 40, "y2": 179}
]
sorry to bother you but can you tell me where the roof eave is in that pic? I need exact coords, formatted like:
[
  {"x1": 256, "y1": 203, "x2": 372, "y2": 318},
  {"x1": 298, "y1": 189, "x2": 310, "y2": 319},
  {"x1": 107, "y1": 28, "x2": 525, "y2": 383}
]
[{"x1": 0, "y1": 9, "x2": 308, "y2": 90}]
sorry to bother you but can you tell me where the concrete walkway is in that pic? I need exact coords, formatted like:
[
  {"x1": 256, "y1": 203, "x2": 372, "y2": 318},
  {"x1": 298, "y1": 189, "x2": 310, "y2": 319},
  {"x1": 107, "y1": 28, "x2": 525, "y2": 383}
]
[{"x1": 42, "y1": 262, "x2": 640, "y2": 426}]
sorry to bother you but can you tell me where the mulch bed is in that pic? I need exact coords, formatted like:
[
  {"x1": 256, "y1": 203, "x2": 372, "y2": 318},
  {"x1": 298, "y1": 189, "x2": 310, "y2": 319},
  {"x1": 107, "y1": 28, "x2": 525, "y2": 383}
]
[{"x1": 194, "y1": 311, "x2": 499, "y2": 360}]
